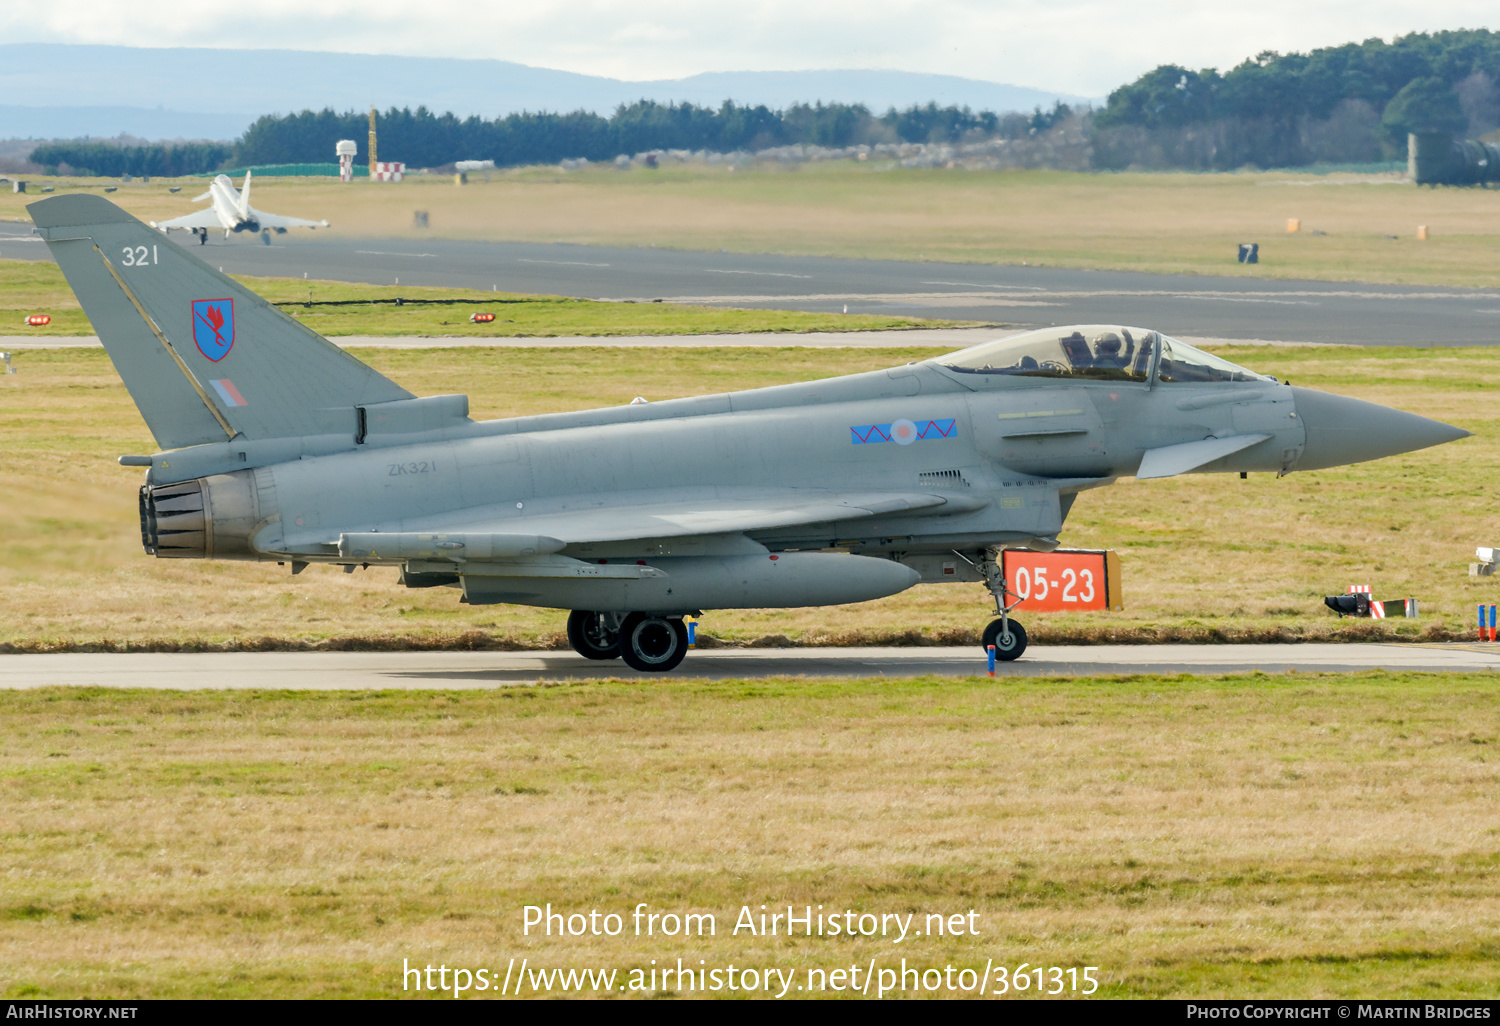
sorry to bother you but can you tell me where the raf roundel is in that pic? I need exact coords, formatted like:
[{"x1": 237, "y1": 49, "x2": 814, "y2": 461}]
[
  {"x1": 849, "y1": 418, "x2": 958, "y2": 445},
  {"x1": 191, "y1": 298, "x2": 235, "y2": 362}
]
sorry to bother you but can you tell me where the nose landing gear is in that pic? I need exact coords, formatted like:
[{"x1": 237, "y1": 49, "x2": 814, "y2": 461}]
[{"x1": 957, "y1": 548, "x2": 1029, "y2": 662}]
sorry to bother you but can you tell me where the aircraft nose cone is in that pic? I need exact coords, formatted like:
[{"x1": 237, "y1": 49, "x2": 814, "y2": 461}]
[{"x1": 1290, "y1": 386, "x2": 1470, "y2": 471}]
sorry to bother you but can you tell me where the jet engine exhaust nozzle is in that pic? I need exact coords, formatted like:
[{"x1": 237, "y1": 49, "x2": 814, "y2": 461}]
[{"x1": 139, "y1": 470, "x2": 263, "y2": 560}]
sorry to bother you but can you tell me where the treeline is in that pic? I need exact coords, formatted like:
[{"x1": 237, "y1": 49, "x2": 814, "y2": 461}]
[
  {"x1": 18, "y1": 99, "x2": 1071, "y2": 177},
  {"x1": 30, "y1": 141, "x2": 232, "y2": 177},
  {"x1": 42, "y1": 32, "x2": 1500, "y2": 177},
  {"x1": 233, "y1": 100, "x2": 1070, "y2": 169},
  {"x1": 1093, "y1": 29, "x2": 1500, "y2": 169}
]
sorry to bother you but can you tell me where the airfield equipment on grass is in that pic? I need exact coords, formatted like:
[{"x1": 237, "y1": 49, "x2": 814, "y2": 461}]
[
  {"x1": 1324, "y1": 591, "x2": 1418, "y2": 618},
  {"x1": 1409, "y1": 132, "x2": 1500, "y2": 186},
  {"x1": 29, "y1": 194, "x2": 1472, "y2": 672}
]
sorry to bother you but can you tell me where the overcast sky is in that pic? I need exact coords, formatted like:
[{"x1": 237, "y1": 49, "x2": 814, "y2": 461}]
[{"x1": 3, "y1": 1, "x2": 1496, "y2": 96}]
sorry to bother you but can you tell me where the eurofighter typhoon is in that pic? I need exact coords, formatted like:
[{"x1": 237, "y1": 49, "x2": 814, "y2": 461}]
[
  {"x1": 150, "y1": 171, "x2": 328, "y2": 245},
  {"x1": 31, "y1": 195, "x2": 1470, "y2": 671}
]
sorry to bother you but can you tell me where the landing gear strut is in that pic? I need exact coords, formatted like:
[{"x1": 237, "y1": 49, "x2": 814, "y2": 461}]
[
  {"x1": 956, "y1": 547, "x2": 1029, "y2": 662},
  {"x1": 566, "y1": 610, "x2": 622, "y2": 660}
]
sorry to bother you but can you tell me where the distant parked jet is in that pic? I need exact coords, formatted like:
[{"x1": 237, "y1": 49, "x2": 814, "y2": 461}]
[{"x1": 151, "y1": 171, "x2": 328, "y2": 245}]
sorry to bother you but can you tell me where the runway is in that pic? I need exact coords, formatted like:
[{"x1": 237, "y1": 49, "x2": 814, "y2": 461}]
[
  {"x1": 4, "y1": 223, "x2": 1498, "y2": 346},
  {"x1": 4, "y1": 643, "x2": 1499, "y2": 688}
]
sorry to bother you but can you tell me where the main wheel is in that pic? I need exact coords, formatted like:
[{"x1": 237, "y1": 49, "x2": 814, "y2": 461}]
[
  {"x1": 618, "y1": 613, "x2": 689, "y2": 673},
  {"x1": 260, "y1": 230, "x2": 272, "y2": 246},
  {"x1": 567, "y1": 610, "x2": 621, "y2": 660},
  {"x1": 981, "y1": 618, "x2": 1028, "y2": 661}
]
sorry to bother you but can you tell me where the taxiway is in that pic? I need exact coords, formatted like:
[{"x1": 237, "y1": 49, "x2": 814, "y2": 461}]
[{"x1": 4, "y1": 644, "x2": 1497, "y2": 689}]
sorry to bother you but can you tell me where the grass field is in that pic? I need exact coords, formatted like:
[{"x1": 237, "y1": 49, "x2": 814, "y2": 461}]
[
  {"x1": 1, "y1": 341, "x2": 1496, "y2": 651},
  {"x1": 0, "y1": 258, "x2": 950, "y2": 338},
  {"x1": 8, "y1": 164, "x2": 1500, "y2": 287},
  {"x1": 1, "y1": 675, "x2": 1496, "y2": 999}
]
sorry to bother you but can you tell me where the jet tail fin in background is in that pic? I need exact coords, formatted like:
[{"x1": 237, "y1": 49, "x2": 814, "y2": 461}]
[
  {"x1": 237, "y1": 171, "x2": 252, "y2": 219},
  {"x1": 28, "y1": 193, "x2": 413, "y2": 451}
]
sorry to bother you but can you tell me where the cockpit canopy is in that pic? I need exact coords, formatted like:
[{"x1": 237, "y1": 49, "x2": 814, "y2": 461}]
[{"x1": 936, "y1": 325, "x2": 1273, "y2": 385}]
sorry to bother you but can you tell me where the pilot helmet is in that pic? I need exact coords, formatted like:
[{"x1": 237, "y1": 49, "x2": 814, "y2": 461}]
[{"x1": 1093, "y1": 331, "x2": 1123, "y2": 356}]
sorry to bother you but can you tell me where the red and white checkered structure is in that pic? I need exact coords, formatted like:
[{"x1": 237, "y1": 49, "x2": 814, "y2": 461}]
[
  {"x1": 336, "y1": 140, "x2": 358, "y2": 183},
  {"x1": 372, "y1": 162, "x2": 406, "y2": 182}
]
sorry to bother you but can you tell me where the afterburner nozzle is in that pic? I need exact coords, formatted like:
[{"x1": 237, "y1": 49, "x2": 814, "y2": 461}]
[{"x1": 1290, "y1": 386, "x2": 1470, "y2": 472}]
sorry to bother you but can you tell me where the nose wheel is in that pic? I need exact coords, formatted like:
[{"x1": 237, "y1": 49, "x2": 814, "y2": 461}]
[{"x1": 982, "y1": 617, "x2": 1028, "y2": 661}]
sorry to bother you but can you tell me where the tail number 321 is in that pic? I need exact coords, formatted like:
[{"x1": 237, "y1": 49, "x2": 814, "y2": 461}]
[{"x1": 121, "y1": 245, "x2": 158, "y2": 266}]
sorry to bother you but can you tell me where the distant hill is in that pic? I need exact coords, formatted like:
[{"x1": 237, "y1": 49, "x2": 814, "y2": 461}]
[
  {"x1": 0, "y1": 105, "x2": 247, "y2": 142},
  {"x1": 0, "y1": 44, "x2": 1094, "y2": 143}
]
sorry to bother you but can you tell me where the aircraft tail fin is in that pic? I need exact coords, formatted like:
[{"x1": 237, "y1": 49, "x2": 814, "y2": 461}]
[
  {"x1": 28, "y1": 193, "x2": 413, "y2": 451},
  {"x1": 237, "y1": 170, "x2": 252, "y2": 218}
]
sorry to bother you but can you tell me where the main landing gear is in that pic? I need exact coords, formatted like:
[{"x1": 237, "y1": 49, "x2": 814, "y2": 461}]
[
  {"x1": 566, "y1": 610, "x2": 622, "y2": 660},
  {"x1": 956, "y1": 548, "x2": 1029, "y2": 662},
  {"x1": 566, "y1": 610, "x2": 690, "y2": 672}
]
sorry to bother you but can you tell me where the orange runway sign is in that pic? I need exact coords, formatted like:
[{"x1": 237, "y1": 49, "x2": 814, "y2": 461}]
[{"x1": 1001, "y1": 549, "x2": 1122, "y2": 612}]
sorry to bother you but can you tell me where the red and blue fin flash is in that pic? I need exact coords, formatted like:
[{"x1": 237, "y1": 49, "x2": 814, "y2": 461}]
[{"x1": 209, "y1": 378, "x2": 247, "y2": 407}]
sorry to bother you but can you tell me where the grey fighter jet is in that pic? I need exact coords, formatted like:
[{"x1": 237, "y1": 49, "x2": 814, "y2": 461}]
[
  {"x1": 150, "y1": 171, "x2": 329, "y2": 245},
  {"x1": 30, "y1": 195, "x2": 1471, "y2": 671}
]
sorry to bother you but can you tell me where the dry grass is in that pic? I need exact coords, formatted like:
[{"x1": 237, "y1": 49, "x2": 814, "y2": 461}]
[
  {"x1": 1, "y1": 342, "x2": 1496, "y2": 651},
  {"x1": 9, "y1": 165, "x2": 1500, "y2": 286},
  {"x1": 0, "y1": 677, "x2": 1497, "y2": 998}
]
